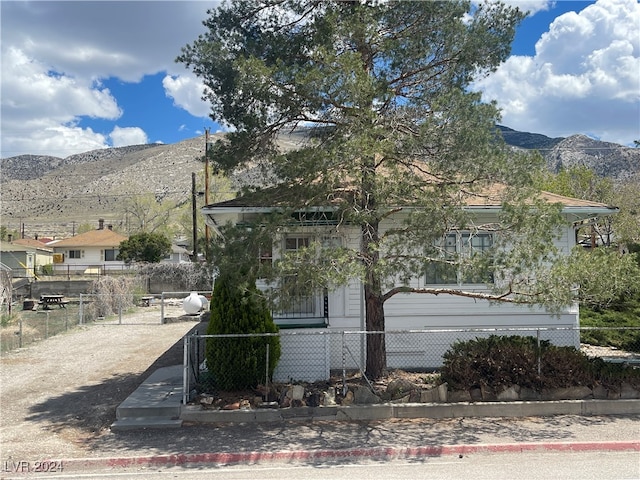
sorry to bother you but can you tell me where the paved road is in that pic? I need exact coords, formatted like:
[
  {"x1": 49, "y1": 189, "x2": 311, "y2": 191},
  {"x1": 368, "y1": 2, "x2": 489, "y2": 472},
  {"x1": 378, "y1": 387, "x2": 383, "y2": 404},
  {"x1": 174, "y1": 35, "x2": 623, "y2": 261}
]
[{"x1": 3, "y1": 450, "x2": 638, "y2": 479}]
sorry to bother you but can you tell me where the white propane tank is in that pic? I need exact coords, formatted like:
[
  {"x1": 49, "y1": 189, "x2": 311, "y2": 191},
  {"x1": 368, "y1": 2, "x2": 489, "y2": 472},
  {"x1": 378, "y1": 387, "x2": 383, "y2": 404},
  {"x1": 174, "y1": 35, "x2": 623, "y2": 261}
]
[{"x1": 183, "y1": 292, "x2": 202, "y2": 315}]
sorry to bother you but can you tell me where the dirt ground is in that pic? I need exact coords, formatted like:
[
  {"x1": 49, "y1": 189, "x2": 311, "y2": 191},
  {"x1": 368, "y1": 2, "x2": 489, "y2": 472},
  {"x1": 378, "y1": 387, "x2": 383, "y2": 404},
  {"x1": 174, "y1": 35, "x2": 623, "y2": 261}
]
[{"x1": 0, "y1": 304, "x2": 200, "y2": 461}]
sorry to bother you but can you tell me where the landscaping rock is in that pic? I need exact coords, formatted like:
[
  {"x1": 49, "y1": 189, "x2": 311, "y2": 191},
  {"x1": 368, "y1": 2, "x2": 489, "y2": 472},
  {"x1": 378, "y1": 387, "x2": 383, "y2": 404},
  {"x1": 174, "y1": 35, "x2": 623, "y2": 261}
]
[
  {"x1": 324, "y1": 387, "x2": 337, "y2": 406},
  {"x1": 448, "y1": 390, "x2": 472, "y2": 403},
  {"x1": 353, "y1": 385, "x2": 381, "y2": 404},
  {"x1": 386, "y1": 378, "x2": 417, "y2": 399},
  {"x1": 541, "y1": 386, "x2": 592, "y2": 401},
  {"x1": 341, "y1": 390, "x2": 354, "y2": 406},
  {"x1": 496, "y1": 385, "x2": 520, "y2": 402},
  {"x1": 592, "y1": 385, "x2": 609, "y2": 399},
  {"x1": 620, "y1": 383, "x2": 640, "y2": 399}
]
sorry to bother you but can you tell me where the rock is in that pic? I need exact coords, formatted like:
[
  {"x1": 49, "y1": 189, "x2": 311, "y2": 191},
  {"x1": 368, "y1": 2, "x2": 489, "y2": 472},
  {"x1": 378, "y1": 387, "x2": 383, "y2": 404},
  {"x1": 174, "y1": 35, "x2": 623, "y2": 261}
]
[
  {"x1": 307, "y1": 392, "x2": 322, "y2": 407},
  {"x1": 519, "y1": 387, "x2": 540, "y2": 401},
  {"x1": 287, "y1": 385, "x2": 305, "y2": 401},
  {"x1": 420, "y1": 383, "x2": 447, "y2": 403},
  {"x1": 620, "y1": 383, "x2": 640, "y2": 399},
  {"x1": 480, "y1": 385, "x2": 497, "y2": 401},
  {"x1": 497, "y1": 386, "x2": 521, "y2": 402},
  {"x1": 438, "y1": 383, "x2": 449, "y2": 403},
  {"x1": 541, "y1": 386, "x2": 592, "y2": 401},
  {"x1": 448, "y1": 390, "x2": 472, "y2": 403},
  {"x1": 353, "y1": 385, "x2": 381, "y2": 404},
  {"x1": 324, "y1": 387, "x2": 337, "y2": 406},
  {"x1": 386, "y1": 378, "x2": 418, "y2": 399},
  {"x1": 592, "y1": 385, "x2": 609, "y2": 399},
  {"x1": 391, "y1": 394, "x2": 410, "y2": 404},
  {"x1": 470, "y1": 388, "x2": 483, "y2": 402},
  {"x1": 199, "y1": 395, "x2": 215, "y2": 405},
  {"x1": 341, "y1": 390, "x2": 354, "y2": 406}
]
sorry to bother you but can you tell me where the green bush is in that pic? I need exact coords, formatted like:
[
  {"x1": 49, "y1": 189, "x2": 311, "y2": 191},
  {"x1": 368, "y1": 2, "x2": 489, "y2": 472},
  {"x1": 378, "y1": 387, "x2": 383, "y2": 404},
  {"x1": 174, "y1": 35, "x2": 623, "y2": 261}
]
[
  {"x1": 205, "y1": 269, "x2": 281, "y2": 391},
  {"x1": 440, "y1": 335, "x2": 640, "y2": 393}
]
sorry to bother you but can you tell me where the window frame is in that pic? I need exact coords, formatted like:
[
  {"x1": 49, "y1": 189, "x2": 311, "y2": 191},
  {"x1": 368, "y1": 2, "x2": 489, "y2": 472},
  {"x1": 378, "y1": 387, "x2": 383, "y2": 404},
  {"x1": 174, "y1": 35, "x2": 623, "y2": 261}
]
[{"x1": 425, "y1": 231, "x2": 494, "y2": 286}]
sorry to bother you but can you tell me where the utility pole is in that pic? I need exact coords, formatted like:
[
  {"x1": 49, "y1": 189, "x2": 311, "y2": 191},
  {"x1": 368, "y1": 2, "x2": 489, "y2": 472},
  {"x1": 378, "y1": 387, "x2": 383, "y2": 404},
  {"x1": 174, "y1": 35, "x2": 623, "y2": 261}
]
[
  {"x1": 191, "y1": 172, "x2": 198, "y2": 262},
  {"x1": 204, "y1": 129, "x2": 211, "y2": 258}
]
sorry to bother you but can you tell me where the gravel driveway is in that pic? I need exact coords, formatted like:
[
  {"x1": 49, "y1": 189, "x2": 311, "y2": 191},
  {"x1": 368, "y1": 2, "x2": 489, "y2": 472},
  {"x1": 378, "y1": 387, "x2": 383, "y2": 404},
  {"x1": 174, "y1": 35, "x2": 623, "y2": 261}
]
[{"x1": 0, "y1": 305, "x2": 199, "y2": 461}]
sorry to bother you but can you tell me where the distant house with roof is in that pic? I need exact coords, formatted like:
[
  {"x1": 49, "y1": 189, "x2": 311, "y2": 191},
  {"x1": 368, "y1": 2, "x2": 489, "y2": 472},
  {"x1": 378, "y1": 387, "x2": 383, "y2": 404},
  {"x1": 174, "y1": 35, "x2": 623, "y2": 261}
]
[
  {"x1": 0, "y1": 237, "x2": 53, "y2": 279},
  {"x1": 49, "y1": 219, "x2": 129, "y2": 275}
]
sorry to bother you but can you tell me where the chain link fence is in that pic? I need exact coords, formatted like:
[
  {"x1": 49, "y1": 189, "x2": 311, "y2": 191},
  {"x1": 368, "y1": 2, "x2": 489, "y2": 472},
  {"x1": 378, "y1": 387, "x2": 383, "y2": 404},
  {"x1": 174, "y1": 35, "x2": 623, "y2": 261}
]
[
  {"x1": 0, "y1": 292, "x2": 210, "y2": 352},
  {"x1": 184, "y1": 327, "x2": 640, "y2": 404}
]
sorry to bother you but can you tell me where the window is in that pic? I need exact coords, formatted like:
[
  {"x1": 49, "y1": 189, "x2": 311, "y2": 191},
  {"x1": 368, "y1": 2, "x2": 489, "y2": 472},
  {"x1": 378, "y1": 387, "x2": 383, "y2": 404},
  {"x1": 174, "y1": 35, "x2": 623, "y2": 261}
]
[
  {"x1": 68, "y1": 250, "x2": 82, "y2": 259},
  {"x1": 104, "y1": 249, "x2": 119, "y2": 261},
  {"x1": 426, "y1": 232, "x2": 493, "y2": 285},
  {"x1": 279, "y1": 236, "x2": 315, "y2": 316}
]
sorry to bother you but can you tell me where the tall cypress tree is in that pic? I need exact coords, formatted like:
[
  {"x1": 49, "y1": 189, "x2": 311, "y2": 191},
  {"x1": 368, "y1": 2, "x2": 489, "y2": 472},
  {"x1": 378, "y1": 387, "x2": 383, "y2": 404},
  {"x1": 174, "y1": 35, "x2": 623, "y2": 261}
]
[{"x1": 206, "y1": 267, "x2": 281, "y2": 391}]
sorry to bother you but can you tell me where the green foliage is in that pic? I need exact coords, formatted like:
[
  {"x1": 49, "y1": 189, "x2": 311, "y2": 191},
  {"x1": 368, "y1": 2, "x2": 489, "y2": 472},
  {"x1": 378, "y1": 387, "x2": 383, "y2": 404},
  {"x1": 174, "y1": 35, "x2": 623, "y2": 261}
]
[
  {"x1": 581, "y1": 305, "x2": 640, "y2": 353},
  {"x1": 40, "y1": 264, "x2": 54, "y2": 275},
  {"x1": 534, "y1": 165, "x2": 613, "y2": 202},
  {"x1": 120, "y1": 192, "x2": 180, "y2": 237},
  {"x1": 441, "y1": 335, "x2": 640, "y2": 392},
  {"x1": 205, "y1": 268, "x2": 281, "y2": 391},
  {"x1": 117, "y1": 232, "x2": 172, "y2": 263},
  {"x1": 177, "y1": 0, "x2": 631, "y2": 379}
]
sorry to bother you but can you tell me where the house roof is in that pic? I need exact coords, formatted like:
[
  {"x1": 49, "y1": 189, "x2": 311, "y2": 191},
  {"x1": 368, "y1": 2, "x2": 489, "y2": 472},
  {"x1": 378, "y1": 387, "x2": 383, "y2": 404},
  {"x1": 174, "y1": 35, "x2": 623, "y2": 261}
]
[
  {"x1": 202, "y1": 183, "x2": 617, "y2": 214},
  {"x1": 11, "y1": 238, "x2": 53, "y2": 252},
  {"x1": 52, "y1": 229, "x2": 128, "y2": 248}
]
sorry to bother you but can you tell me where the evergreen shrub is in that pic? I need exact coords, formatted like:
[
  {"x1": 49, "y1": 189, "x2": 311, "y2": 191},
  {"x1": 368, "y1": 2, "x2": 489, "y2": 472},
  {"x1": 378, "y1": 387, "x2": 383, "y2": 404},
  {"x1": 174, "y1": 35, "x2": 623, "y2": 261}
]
[
  {"x1": 440, "y1": 335, "x2": 640, "y2": 393},
  {"x1": 205, "y1": 269, "x2": 281, "y2": 391}
]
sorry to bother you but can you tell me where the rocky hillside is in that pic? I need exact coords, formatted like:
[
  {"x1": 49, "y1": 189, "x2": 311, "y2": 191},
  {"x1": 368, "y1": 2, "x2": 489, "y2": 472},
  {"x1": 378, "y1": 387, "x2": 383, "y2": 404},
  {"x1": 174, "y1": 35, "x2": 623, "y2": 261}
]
[
  {"x1": 1, "y1": 127, "x2": 638, "y2": 239},
  {"x1": 1, "y1": 136, "x2": 217, "y2": 238},
  {"x1": 497, "y1": 126, "x2": 639, "y2": 180}
]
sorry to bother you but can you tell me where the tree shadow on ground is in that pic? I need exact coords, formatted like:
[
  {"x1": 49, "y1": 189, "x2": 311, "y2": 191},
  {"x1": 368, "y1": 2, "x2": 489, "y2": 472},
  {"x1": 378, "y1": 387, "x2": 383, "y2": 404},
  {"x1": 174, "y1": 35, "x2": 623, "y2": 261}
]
[
  {"x1": 25, "y1": 322, "x2": 206, "y2": 435},
  {"x1": 85, "y1": 414, "x2": 638, "y2": 464}
]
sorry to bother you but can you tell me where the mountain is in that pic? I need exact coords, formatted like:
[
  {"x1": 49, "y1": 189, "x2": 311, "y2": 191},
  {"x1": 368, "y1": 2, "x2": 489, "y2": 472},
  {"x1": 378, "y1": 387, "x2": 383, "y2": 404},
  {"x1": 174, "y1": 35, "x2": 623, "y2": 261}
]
[
  {"x1": 1, "y1": 127, "x2": 638, "y2": 239},
  {"x1": 497, "y1": 126, "x2": 640, "y2": 180}
]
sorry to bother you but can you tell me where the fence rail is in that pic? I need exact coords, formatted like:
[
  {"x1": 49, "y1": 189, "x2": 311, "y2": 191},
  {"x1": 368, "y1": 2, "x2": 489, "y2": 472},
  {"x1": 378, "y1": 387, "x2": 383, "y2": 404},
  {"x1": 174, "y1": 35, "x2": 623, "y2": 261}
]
[
  {"x1": 184, "y1": 327, "x2": 640, "y2": 405},
  {"x1": 0, "y1": 291, "x2": 211, "y2": 353}
]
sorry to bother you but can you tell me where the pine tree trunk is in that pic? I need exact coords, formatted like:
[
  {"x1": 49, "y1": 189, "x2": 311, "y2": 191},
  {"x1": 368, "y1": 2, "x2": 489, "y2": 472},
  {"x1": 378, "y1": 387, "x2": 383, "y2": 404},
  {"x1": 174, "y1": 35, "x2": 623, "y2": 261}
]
[
  {"x1": 364, "y1": 281, "x2": 386, "y2": 379},
  {"x1": 362, "y1": 219, "x2": 387, "y2": 380}
]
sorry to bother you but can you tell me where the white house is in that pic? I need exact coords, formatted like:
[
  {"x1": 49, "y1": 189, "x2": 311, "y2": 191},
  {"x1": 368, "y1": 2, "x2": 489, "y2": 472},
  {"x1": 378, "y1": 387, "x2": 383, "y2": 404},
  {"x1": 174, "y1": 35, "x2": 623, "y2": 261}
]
[
  {"x1": 49, "y1": 220, "x2": 129, "y2": 275},
  {"x1": 201, "y1": 189, "x2": 618, "y2": 381}
]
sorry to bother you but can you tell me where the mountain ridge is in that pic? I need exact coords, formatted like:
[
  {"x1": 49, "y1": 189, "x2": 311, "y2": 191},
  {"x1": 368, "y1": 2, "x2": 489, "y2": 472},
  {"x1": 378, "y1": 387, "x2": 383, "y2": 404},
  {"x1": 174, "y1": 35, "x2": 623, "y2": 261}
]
[{"x1": 1, "y1": 127, "x2": 638, "y2": 238}]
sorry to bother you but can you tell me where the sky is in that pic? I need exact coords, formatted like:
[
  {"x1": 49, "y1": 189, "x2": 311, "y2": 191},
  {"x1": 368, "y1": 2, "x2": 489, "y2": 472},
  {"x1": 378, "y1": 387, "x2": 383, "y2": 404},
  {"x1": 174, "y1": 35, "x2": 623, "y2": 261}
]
[{"x1": 1, "y1": 0, "x2": 638, "y2": 159}]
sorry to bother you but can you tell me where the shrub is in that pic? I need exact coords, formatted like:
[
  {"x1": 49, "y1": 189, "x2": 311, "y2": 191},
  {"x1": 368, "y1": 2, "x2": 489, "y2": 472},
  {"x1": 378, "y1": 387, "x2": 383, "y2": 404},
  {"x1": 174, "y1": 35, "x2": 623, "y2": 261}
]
[
  {"x1": 441, "y1": 335, "x2": 547, "y2": 391},
  {"x1": 440, "y1": 335, "x2": 640, "y2": 393},
  {"x1": 205, "y1": 269, "x2": 281, "y2": 391}
]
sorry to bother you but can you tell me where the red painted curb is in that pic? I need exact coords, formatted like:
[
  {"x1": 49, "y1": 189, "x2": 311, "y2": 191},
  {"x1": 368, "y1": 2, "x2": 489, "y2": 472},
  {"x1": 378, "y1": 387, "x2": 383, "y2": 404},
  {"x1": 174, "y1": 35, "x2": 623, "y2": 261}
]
[{"x1": 48, "y1": 441, "x2": 640, "y2": 472}]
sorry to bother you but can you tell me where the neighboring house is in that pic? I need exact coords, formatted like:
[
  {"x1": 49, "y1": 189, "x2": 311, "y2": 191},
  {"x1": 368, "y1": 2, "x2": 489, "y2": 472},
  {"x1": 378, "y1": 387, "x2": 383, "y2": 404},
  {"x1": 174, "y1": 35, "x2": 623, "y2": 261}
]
[
  {"x1": 162, "y1": 244, "x2": 192, "y2": 264},
  {"x1": 11, "y1": 238, "x2": 54, "y2": 275},
  {"x1": 0, "y1": 241, "x2": 41, "y2": 279},
  {"x1": 49, "y1": 220, "x2": 129, "y2": 275},
  {"x1": 201, "y1": 188, "x2": 618, "y2": 381}
]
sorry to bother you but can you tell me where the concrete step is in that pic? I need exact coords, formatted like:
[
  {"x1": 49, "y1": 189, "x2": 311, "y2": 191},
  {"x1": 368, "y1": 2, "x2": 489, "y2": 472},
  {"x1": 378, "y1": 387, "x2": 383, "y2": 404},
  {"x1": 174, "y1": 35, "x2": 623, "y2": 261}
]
[
  {"x1": 111, "y1": 416, "x2": 183, "y2": 431},
  {"x1": 115, "y1": 365, "x2": 183, "y2": 421}
]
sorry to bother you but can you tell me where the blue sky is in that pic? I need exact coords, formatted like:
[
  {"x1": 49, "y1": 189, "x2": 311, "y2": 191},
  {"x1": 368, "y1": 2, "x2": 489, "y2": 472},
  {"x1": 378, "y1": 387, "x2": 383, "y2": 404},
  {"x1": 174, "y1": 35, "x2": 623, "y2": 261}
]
[{"x1": 1, "y1": 0, "x2": 638, "y2": 159}]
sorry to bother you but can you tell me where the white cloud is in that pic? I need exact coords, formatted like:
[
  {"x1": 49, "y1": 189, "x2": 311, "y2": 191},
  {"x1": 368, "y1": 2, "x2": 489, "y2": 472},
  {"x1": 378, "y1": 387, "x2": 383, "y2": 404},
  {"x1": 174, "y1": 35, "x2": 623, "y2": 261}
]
[
  {"x1": 0, "y1": 1, "x2": 215, "y2": 157},
  {"x1": 476, "y1": 0, "x2": 552, "y2": 15},
  {"x1": 109, "y1": 126, "x2": 149, "y2": 148},
  {"x1": 163, "y1": 74, "x2": 212, "y2": 118},
  {"x1": 475, "y1": 0, "x2": 640, "y2": 145},
  {"x1": 0, "y1": 47, "x2": 121, "y2": 157}
]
